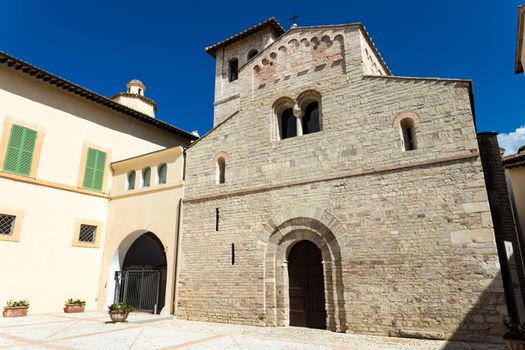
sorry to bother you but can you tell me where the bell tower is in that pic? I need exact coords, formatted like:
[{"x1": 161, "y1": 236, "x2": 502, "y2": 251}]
[{"x1": 205, "y1": 18, "x2": 285, "y2": 126}]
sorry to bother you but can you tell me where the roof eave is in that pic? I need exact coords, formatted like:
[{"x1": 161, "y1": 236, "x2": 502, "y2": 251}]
[
  {"x1": 110, "y1": 92, "x2": 158, "y2": 111},
  {"x1": 205, "y1": 17, "x2": 286, "y2": 58},
  {"x1": 0, "y1": 50, "x2": 198, "y2": 141}
]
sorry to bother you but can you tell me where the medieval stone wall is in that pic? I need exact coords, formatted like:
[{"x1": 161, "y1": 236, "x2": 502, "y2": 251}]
[
  {"x1": 177, "y1": 25, "x2": 507, "y2": 343},
  {"x1": 213, "y1": 27, "x2": 278, "y2": 126}
]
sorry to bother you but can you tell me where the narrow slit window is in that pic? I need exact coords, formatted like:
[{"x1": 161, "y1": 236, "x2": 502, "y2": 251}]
[
  {"x1": 229, "y1": 58, "x2": 239, "y2": 82},
  {"x1": 217, "y1": 157, "x2": 226, "y2": 184},
  {"x1": 231, "y1": 243, "x2": 235, "y2": 265},
  {"x1": 400, "y1": 118, "x2": 416, "y2": 151},
  {"x1": 216, "y1": 208, "x2": 220, "y2": 231}
]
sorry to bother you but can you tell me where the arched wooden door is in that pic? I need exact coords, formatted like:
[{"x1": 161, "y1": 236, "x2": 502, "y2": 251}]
[{"x1": 288, "y1": 240, "x2": 327, "y2": 329}]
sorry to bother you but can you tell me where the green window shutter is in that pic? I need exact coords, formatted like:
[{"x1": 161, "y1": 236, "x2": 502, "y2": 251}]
[
  {"x1": 92, "y1": 151, "x2": 106, "y2": 191},
  {"x1": 3, "y1": 125, "x2": 23, "y2": 173},
  {"x1": 3, "y1": 124, "x2": 37, "y2": 176},
  {"x1": 82, "y1": 148, "x2": 106, "y2": 191},
  {"x1": 19, "y1": 128, "x2": 37, "y2": 176}
]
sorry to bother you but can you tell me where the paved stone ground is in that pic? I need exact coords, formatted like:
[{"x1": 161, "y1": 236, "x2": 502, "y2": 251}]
[{"x1": 0, "y1": 312, "x2": 506, "y2": 349}]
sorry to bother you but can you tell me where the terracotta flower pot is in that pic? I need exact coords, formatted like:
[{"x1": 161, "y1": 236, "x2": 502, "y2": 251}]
[
  {"x1": 506, "y1": 340, "x2": 525, "y2": 350},
  {"x1": 64, "y1": 303, "x2": 85, "y2": 313},
  {"x1": 109, "y1": 311, "x2": 129, "y2": 322},
  {"x1": 3, "y1": 306, "x2": 28, "y2": 317}
]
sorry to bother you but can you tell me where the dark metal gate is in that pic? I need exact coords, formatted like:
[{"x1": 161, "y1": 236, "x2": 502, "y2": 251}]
[{"x1": 114, "y1": 268, "x2": 161, "y2": 313}]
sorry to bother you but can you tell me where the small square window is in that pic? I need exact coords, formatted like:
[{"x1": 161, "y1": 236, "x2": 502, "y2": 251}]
[
  {"x1": 0, "y1": 214, "x2": 15, "y2": 236},
  {"x1": 79, "y1": 224, "x2": 97, "y2": 243}
]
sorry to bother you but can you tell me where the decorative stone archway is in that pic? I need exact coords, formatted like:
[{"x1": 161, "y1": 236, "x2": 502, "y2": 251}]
[{"x1": 258, "y1": 208, "x2": 350, "y2": 332}]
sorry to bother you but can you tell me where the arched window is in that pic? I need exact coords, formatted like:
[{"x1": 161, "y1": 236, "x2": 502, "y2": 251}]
[
  {"x1": 157, "y1": 163, "x2": 167, "y2": 185},
  {"x1": 296, "y1": 90, "x2": 322, "y2": 136},
  {"x1": 127, "y1": 170, "x2": 136, "y2": 190},
  {"x1": 142, "y1": 167, "x2": 151, "y2": 187},
  {"x1": 400, "y1": 118, "x2": 416, "y2": 151},
  {"x1": 280, "y1": 108, "x2": 296, "y2": 139},
  {"x1": 302, "y1": 101, "x2": 320, "y2": 134},
  {"x1": 247, "y1": 49, "x2": 258, "y2": 60},
  {"x1": 228, "y1": 58, "x2": 238, "y2": 82},
  {"x1": 217, "y1": 157, "x2": 226, "y2": 184}
]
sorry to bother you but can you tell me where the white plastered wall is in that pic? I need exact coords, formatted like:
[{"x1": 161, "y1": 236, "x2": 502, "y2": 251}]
[
  {"x1": 0, "y1": 65, "x2": 188, "y2": 313},
  {"x1": 99, "y1": 148, "x2": 185, "y2": 315}
]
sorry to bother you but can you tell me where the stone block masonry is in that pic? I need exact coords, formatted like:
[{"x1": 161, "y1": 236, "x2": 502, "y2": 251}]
[{"x1": 177, "y1": 23, "x2": 508, "y2": 344}]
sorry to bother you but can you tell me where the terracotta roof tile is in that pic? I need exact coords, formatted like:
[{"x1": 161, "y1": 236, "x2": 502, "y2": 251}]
[
  {"x1": 503, "y1": 151, "x2": 525, "y2": 168},
  {"x1": 205, "y1": 17, "x2": 285, "y2": 57},
  {"x1": 0, "y1": 50, "x2": 198, "y2": 141}
]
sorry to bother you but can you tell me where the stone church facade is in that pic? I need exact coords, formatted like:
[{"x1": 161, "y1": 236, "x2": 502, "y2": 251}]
[{"x1": 176, "y1": 19, "x2": 507, "y2": 342}]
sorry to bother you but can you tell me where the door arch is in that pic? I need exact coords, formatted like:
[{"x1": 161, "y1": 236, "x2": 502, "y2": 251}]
[
  {"x1": 288, "y1": 240, "x2": 327, "y2": 329},
  {"x1": 122, "y1": 232, "x2": 167, "y2": 270},
  {"x1": 108, "y1": 231, "x2": 167, "y2": 314}
]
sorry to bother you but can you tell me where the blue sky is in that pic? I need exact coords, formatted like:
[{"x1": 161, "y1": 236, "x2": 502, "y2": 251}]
[{"x1": 1, "y1": 1, "x2": 524, "y2": 152}]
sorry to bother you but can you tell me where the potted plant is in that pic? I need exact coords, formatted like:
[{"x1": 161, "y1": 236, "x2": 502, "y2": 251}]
[
  {"x1": 504, "y1": 319, "x2": 525, "y2": 350},
  {"x1": 108, "y1": 303, "x2": 133, "y2": 322},
  {"x1": 3, "y1": 300, "x2": 29, "y2": 317},
  {"x1": 64, "y1": 299, "x2": 85, "y2": 313}
]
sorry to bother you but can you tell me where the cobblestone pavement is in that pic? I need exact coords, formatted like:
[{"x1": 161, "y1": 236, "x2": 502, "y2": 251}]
[{"x1": 0, "y1": 312, "x2": 506, "y2": 350}]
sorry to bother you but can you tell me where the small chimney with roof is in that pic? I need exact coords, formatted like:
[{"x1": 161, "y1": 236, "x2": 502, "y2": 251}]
[{"x1": 111, "y1": 79, "x2": 157, "y2": 118}]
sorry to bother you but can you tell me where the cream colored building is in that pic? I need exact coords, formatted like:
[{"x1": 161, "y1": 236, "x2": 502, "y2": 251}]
[
  {"x1": 98, "y1": 147, "x2": 186, "y2": 314},
  {"x1": 0, "y1": 50, "x2": 196, "y2": 314},
  {"x1": 505, "y1": 148, "x2": 525, "y2": 241},
  {"x1": 0, "y1": 14, "x2": 522, "y2": 345}
]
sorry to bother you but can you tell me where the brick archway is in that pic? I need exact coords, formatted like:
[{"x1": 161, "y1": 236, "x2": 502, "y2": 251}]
[{"x1": 258, "y1": 209, "x2": 349, "y2": 332}]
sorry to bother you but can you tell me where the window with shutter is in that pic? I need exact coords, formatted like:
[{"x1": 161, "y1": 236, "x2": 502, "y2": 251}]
[
  {"x1": 3, "y1": 124, "x2": 37, "y2": 176},
  {"x1": 82, "y1": 148, "x2": 106, "y2": 191}
]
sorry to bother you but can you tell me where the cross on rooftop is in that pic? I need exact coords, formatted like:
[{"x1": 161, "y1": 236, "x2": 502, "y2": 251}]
[{"x1": 290, "y1": 14, "x2": 299, "y2": 27}]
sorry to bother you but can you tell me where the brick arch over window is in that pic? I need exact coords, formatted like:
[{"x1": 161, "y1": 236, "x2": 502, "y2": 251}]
[
  {"x1": 392, "y1": 111, "x2": 421, "y2": 127},
  {"x1": 258, "y1": 208, "x2": 350, "y2": 332}
]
